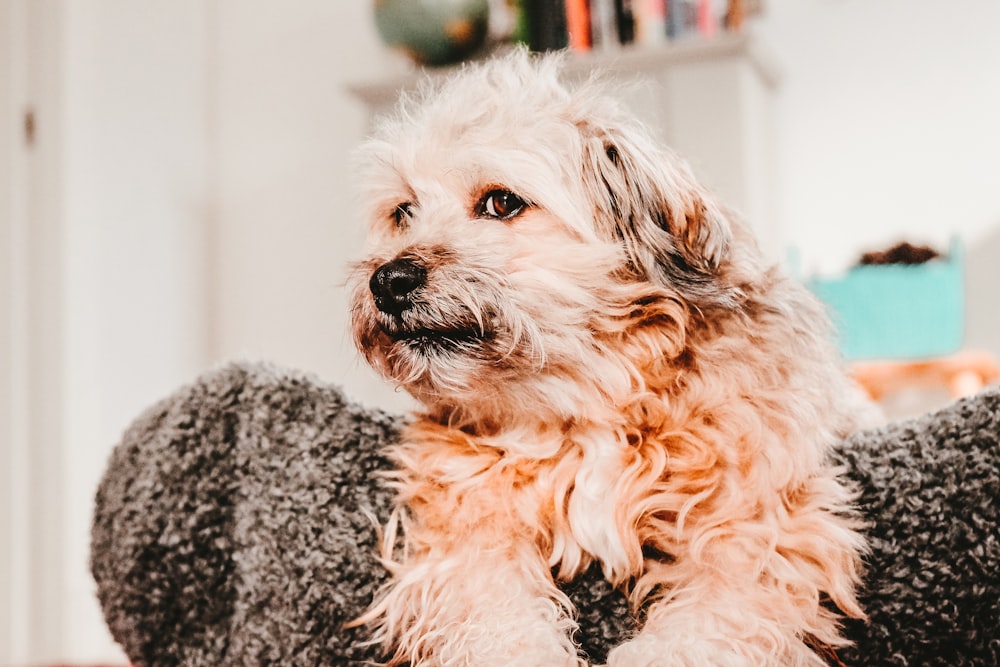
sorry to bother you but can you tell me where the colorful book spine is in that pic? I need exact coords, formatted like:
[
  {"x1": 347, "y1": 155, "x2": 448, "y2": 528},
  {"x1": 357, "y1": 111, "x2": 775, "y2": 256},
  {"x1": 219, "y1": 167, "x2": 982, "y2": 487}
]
[
  {"x1": 509, "y1": 0, "x2": 531, "y2": 46},
  {"x1": 634, "y1": 0, "x2": 667, "y2": 45},
  {"x1": 666, "y1": 0, "x2": 697, "y2": 39},
  {"x1": 565, "y1": 0, "x2": 593, "y2": 51},
  {"x1": 589, "y1": 0, "x2": 618, "y2": 50},
  {"x1": 697, "y1": 0, "x2": 717, "y2": 38}
]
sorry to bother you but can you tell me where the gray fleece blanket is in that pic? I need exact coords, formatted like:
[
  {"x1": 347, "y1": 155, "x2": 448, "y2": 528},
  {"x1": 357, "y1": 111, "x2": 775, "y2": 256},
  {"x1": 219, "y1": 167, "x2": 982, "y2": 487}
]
[{"x1": 90, "y1": 362, "x2": 1000, "y2": 666}]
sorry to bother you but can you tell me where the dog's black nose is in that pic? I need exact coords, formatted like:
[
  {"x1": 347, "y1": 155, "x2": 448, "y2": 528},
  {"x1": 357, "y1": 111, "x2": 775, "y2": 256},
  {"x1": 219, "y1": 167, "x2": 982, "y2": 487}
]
[{"x1": 369, "y1": 257, "x2": 427, "y2": 316}]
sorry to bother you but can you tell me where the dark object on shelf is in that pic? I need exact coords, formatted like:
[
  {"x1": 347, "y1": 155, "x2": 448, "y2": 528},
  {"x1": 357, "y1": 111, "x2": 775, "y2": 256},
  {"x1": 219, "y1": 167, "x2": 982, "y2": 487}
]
[
  {"x1": 374, "y1": 0, "x2": 490, "y2": 66},
  {"x1": 614, "y1": 0, "x2": 636, "y2": 44},
  {"x1": 524, "y1": 0, "x2": 569, "y2": 51},
  {"x1": 858, "y1": 241, "x2": 942, "y2": 266}
]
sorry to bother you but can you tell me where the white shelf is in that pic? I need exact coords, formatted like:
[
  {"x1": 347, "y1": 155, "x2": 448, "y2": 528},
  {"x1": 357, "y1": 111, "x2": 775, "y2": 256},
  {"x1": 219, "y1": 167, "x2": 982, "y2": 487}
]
[{"x1": 347, "y1": 32, "x2": 781, "y2": 110}]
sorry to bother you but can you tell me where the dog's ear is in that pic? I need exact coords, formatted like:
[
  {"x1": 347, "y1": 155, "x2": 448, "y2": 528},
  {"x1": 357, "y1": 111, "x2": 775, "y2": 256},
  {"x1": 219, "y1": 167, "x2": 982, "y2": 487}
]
[{"x1": 582, "y1": 125, "x2": 733, "y2": 301}]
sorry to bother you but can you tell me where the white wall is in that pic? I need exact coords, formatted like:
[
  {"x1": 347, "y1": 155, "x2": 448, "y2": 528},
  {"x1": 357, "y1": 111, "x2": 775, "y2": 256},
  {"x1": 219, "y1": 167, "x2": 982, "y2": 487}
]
[
  {"x1": 1, "y1": 1, "x2": 20, "y2": 658},
  {"x1": 212, "y1": 0, "x2": 412, "y2": 413},
  {"x1": 3, "y1": 0, "x2": 211, "y2": 662},
  {"x1": 4, "y1": 1, "x2": 70, "y2": 660},
  {"x1": 756, "y1": 0, "x2": 1000, "y2": 274},
  {"x1": 60, "y1": 1, "x2": 212, "y2": 661}
]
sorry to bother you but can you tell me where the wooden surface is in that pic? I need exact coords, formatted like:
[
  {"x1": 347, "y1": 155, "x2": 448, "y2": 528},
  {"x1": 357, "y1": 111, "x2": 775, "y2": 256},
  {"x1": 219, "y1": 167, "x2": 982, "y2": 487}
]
[{"x1": 852, "y1": 350, "x2": 1000, "y2": 401}]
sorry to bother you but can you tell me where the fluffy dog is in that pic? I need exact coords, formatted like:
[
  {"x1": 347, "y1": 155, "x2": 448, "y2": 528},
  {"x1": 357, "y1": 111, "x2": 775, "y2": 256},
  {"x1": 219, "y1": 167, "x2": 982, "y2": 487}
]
[{"x1": 349, "y1": 50, "x2": 868, "y2": 667}]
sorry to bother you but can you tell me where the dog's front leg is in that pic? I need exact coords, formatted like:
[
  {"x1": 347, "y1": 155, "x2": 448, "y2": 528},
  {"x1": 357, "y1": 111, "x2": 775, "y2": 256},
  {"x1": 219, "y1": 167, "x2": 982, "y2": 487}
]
[
  {"x1": 604, "y1": 583, "x2": 829, "y2": 667},
  {"x1": 370, "y1": 537, "x2": 585, "y2": 667}
]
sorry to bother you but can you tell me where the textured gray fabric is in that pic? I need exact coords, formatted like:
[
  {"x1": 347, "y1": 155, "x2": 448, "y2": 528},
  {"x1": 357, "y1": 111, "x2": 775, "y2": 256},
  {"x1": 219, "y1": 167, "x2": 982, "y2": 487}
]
[
  {"x1": 836, "y1": 393, "x2": 1000, "y2": 666},
  {"x1": 91, "y1": 362, "x2": 999, "y2": 666}
]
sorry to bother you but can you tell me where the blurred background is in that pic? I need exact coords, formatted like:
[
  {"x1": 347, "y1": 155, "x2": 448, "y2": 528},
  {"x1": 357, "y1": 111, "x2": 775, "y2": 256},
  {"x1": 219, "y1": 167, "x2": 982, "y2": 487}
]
[{"x1": 1, "y1": 0, "x2": 998, "y2": 663}]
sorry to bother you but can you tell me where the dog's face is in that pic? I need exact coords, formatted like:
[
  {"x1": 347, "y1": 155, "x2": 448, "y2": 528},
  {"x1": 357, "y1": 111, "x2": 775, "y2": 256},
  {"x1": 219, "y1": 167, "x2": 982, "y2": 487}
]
[{"x1": 350, "y1": 52, "x2": 747, "y2": 416}]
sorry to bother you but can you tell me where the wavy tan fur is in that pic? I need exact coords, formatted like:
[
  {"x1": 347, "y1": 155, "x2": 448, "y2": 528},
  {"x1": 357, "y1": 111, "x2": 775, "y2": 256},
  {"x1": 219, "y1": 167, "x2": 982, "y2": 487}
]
[{"x1": 348, "y1": 49, "x2": 871, "y2": 667}]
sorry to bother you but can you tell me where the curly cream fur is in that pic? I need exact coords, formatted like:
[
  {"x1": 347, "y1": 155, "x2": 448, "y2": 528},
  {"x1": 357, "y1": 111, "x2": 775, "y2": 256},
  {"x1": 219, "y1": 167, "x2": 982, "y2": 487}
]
[{"x1": 348, "y1": 49, "x2": 869, "y2": 666}]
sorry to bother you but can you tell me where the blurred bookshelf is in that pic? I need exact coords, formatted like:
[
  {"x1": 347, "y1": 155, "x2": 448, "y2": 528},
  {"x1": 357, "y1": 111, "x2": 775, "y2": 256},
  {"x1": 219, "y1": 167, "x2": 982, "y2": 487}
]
[{"x1": 514, "y1": 0, "x2": 759, "y2": 53}]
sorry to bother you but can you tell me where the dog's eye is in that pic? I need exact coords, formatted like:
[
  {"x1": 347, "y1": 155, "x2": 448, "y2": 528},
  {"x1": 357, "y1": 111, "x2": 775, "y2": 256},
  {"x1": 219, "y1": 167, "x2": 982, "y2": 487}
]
[
  {"x1": 477, "y1": 189, "x2": 527, "y2": 220},
  {"x1": 392, "y1": 202, "x2": 413, "y2": 228}
]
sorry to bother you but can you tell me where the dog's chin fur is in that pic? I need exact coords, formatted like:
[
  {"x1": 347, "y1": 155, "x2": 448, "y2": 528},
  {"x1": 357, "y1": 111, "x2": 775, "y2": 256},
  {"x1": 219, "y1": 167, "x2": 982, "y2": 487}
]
[{"x1": 349, "y1": 49, "x2": 872, "y2": 667}]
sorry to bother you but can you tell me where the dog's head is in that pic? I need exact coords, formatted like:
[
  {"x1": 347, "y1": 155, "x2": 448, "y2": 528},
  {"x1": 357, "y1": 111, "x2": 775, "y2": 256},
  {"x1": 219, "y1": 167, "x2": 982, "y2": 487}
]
[{"x1": 349, "y1": 50, "x2": 755, "y2": 418}]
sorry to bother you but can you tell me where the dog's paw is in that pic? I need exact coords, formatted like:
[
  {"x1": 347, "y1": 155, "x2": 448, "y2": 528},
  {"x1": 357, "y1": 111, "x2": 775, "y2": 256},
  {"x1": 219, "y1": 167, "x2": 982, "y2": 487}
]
[
  {"x1": 604, "y1": 635, "x2": 754, "y2": 667},
  {"x1": 480, "y1": 653, "x2": 586, "y2": 667}
]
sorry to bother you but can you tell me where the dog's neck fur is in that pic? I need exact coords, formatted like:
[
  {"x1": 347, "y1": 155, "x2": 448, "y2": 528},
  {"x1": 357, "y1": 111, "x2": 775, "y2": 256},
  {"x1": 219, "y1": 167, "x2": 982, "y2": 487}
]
[
  {"x1": 392, "y1": 267, "x2": 863, "y2": 594},
  {"x1": 395, "y1": 289, "x2": 732, "y2": 577}
]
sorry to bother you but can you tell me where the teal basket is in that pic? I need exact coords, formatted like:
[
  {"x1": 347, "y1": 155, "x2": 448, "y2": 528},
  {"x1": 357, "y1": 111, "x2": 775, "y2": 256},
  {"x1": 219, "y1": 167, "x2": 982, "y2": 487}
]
[{"x1": 807, "y1": 240, "x2": 964, "y2": 361}]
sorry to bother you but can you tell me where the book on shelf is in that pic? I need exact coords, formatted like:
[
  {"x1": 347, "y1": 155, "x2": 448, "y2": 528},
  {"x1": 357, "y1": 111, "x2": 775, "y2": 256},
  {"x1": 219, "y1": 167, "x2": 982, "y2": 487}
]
[
  {"x1": 635, "y1": 0, "x2": 668, "y2": 46},
  {"x1": 565, "y1": 0, "x2": 593, "y2": 50},
  {"x1": 614, "y1": 0, "x2": 636, "y2": 45},
  {"x1": 520, "y1": 0, "x2": 569, "y2": 52}
]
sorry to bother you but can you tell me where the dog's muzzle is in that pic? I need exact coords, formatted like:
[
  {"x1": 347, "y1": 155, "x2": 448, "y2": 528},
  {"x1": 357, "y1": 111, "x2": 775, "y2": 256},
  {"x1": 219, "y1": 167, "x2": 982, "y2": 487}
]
[
  {"x1": 366, "y1": 255, "x2": 494, "y2": 354},
  {"x1": 369, "y1": 257, "x2": 427, "y2": 317}
]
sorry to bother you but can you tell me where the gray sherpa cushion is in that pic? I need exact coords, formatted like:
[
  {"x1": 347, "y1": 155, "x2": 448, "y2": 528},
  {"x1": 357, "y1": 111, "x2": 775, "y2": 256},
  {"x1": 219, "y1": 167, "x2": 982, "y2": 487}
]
[{"x1": 91, "y1": 362, "x2": 1000, "y2": 666}]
